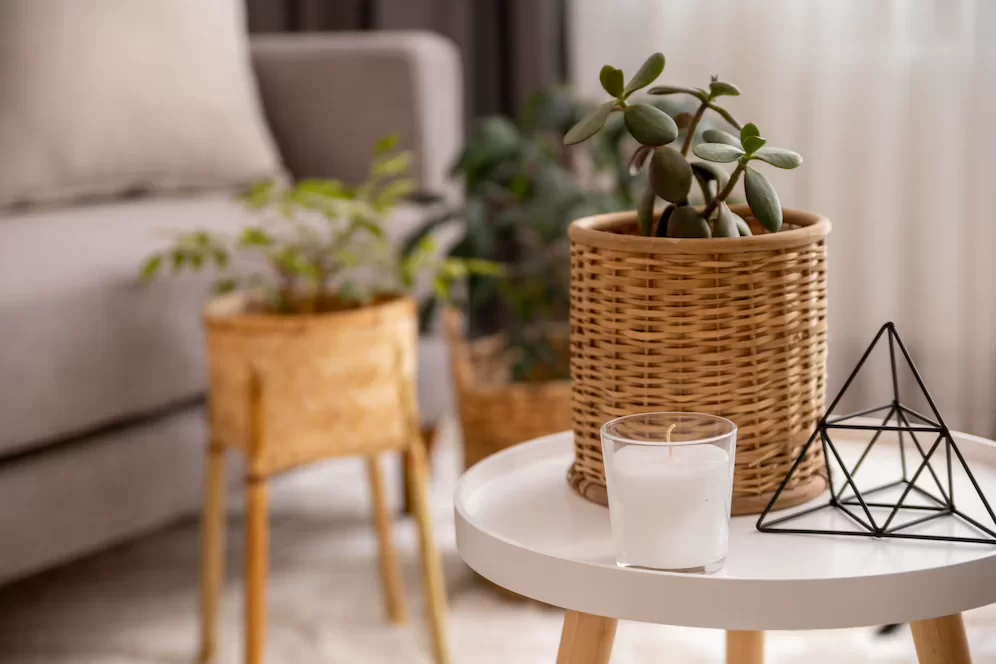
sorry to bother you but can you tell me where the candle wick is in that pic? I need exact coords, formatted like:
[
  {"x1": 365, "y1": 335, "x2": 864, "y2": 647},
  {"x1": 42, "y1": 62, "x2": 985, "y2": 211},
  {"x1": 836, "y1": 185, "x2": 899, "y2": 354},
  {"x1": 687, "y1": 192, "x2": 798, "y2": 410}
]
[{"x1": 666, "y1": 423, "x2": 676, "y2": 457}]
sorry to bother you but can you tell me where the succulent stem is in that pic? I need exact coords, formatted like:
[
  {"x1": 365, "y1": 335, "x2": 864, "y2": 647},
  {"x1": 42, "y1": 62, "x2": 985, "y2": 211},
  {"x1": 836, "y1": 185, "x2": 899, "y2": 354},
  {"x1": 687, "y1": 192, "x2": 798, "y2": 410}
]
[
  {"x1": 680, "y1": 101, "x2": 709, "y2": 156},
  {"x1": 702, "y1": 161, "x2": 746, "y2": 219}
]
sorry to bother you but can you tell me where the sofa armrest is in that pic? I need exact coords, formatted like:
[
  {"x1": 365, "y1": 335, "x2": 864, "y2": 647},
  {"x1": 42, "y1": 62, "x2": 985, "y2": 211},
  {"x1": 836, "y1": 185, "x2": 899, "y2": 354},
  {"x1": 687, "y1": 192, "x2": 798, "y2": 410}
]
[{"x1": 250, "y1": 31, "x2": 462, "y2": 192}]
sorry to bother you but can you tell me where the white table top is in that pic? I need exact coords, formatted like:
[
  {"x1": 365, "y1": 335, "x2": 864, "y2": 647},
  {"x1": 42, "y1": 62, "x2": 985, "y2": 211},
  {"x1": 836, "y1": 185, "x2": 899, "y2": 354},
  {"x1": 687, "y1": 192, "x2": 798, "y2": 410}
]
[{"x1": 454, "y1": 426, "x2": 996, "y2": 630}]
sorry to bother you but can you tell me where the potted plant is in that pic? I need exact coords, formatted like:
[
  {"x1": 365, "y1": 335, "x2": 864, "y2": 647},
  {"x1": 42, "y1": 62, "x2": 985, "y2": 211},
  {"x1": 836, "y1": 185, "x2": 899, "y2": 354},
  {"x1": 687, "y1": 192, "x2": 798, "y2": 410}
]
[
  {"x1": 563, "y1": 54, "x2": 832, "y2": 515},
  {"x1": 409, "y1": 87, "x2": 635, "y2": 469},
  {"x1": 140, "y1": 136, "x2": 494, "y2": 664}
]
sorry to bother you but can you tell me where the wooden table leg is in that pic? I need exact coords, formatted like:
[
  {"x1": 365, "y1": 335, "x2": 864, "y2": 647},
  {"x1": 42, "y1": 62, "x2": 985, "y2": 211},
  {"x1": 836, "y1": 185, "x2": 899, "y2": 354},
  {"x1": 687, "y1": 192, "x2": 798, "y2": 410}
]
[
  {"x1": 198, "y1": 443, "x2": 227, "y2": 664},
  {"x1": 367, "y1": 454, "x2": 408, "y2": 624},
  {"x1": 407, "y1": 436, "x2": 450, "y2": 664},
  {"x1": 244, "y1": 475, "x2": 268, "y2": 664},
  {"x1": 556, "y1": 611, "x2": 617, "y2": 664},
  {"x1": 727, "y1": 630, "x2": 764, "y2": 664},
  {"x1": 911, "y1": 613, "x2": 973, "y2": 664},
  {"x1": 403, "y1": 424, "x2": 437, "y2": 514}
]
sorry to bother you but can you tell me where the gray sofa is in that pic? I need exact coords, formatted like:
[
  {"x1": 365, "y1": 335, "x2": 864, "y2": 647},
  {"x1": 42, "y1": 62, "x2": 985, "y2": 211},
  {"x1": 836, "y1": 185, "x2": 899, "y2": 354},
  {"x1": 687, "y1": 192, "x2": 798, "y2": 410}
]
[{"x1": 0, "y1": 31, "x2": 460, "y2": 585}]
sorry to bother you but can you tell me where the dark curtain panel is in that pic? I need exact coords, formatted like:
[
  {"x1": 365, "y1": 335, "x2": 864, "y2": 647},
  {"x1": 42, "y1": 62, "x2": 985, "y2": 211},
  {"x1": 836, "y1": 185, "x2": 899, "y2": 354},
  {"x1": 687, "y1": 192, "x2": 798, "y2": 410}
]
[{"x1": 245, "y1": 0, "x2": 568, "y2": 121}]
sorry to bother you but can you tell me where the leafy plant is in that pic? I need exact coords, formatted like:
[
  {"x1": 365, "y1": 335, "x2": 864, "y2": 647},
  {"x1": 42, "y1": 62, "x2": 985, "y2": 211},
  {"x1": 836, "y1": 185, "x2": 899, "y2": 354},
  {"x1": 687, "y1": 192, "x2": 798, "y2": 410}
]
[
  {"x1": 565, "y1": 53, "x2": 803, "y2": 238},
  {"x1": 140, "y1": 136, "x2": 500, "y2": 314},
  {"x1": 409, "y1": 87, "x2": 630, "y2": 380}
]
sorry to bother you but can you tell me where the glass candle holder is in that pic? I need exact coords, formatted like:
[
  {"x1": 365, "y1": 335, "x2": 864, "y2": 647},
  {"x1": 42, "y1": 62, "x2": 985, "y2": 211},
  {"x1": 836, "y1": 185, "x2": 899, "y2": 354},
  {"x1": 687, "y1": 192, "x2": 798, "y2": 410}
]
[{"x1": 601, "y1": 412, "x2": 737, "y2": 573}]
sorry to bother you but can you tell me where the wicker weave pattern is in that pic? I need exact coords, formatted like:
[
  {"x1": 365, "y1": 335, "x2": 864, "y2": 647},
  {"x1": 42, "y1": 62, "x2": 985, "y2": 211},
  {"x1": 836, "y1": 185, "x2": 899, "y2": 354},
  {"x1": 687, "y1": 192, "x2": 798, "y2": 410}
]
[
  {"x1": 444, "y1": 311, "x2": 572, "y2": 469},
  {"x1": 204, "y1": 295, "x2": 417, "y2": 476},
  {"x1": 568, "y1": 207, "x2": 831, "y2": 515}
]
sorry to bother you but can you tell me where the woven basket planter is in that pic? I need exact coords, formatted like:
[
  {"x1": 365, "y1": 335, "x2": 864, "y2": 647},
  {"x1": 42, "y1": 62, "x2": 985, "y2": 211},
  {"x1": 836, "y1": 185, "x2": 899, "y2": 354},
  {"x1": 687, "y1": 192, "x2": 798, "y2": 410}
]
[
  {"x1": 443, "y1": 311, "x2": 572, "y2": 469},
  {"x1": 568, "y1": 205, "x2": 831, "y2": 516},
  {"x1": 203, "y1": 294, "x2": 418, "y2": 474}
]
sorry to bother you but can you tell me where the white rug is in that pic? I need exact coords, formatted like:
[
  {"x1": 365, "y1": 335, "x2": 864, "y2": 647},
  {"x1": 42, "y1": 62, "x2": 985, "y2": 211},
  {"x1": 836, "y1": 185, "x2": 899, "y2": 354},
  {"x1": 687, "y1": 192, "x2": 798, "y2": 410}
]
[{"x1": 2, "y1": 421, "x2": 995, "y2": 663}]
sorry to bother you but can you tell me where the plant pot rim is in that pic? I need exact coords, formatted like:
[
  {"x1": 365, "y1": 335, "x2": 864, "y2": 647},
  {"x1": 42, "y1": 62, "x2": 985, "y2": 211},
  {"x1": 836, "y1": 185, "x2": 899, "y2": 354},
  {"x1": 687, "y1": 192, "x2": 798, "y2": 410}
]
[
  {"x1": 203, "y1": 292, "x2": 414, "y2": 331},
  {"x1": 568, "y1": 204, "x2": 830, "y2": 255}
]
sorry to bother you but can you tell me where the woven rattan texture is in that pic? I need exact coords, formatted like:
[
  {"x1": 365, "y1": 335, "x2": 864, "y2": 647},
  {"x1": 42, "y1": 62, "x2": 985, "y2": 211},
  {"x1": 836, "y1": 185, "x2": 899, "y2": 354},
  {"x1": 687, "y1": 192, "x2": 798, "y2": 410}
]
[
  {"x1": 568, "y1": 207, "x2": 831, "y2": 515},
  {"x1": 444, "y1": 311, "x2": 572, "y2": 469},
  {"x1": 204, "y1": 295, "x2": 418, "y2": 476}
]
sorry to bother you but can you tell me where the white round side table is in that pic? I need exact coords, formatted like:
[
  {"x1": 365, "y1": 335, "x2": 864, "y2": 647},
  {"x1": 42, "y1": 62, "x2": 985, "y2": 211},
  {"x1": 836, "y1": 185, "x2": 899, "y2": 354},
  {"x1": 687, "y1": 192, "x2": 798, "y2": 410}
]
[{"x1": 454, "y1": 427, "x2": 996, "y2": 663}]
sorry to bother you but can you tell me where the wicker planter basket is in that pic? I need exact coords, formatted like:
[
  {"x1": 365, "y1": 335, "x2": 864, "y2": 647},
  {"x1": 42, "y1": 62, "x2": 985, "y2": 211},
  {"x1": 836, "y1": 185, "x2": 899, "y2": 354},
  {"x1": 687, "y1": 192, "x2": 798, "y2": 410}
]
[
  {"x1": 568, "y1": 205, "x2": 831, "y2": 515},
  {"x1": 443, "y1": 311, "x2": 572, "y2": 469},
  {"x1": 203, "y1": 294, "x2": 418, "y2": 474}
]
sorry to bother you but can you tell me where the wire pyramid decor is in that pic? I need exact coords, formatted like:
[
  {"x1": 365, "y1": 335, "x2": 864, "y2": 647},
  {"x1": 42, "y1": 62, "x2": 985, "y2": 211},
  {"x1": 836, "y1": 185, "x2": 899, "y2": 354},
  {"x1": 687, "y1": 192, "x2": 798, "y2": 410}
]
[{"x1": 756, "y1": 322, "x2": 996, "y2": 544}]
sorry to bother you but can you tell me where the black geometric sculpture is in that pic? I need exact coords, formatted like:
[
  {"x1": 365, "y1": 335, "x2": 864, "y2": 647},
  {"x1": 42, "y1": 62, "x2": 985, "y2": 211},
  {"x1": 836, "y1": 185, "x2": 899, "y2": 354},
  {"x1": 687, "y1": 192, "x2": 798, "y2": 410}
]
[{"x1": 756, "y1": 322, "x2": 996, "y2": 544}]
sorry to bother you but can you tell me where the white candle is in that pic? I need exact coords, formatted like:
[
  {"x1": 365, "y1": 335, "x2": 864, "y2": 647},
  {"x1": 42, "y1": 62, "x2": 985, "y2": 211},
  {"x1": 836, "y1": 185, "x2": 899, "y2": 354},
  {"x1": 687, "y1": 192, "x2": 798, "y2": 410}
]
[{"x1": 605, "y1": 444, "x2": 732, "y2": 570}]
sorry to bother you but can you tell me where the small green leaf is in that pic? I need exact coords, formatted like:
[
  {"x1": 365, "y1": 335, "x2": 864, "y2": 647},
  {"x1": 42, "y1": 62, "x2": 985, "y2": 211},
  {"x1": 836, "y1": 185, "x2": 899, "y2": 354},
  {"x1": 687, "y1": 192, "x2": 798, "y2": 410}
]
[
  {"x1": 649, "y1": 146, "x2": 693, "y2": 203},
  {"x1": 241, "y1": 181, "x2": 275, "y2": 209},
  {"x1": 736, "y1": 216, "x2": 753, "y2": 236},
  {"x1": 714, "y1": 203, "x2": 741, "y2": 237},
  {"x1": 140, "y1": 255, "x2": 163, "y2": 282},
  {"x1": 463, "y1": 259, "x2": 505, "y2": 276},
  {"x1": 624, "y1": 103, "x2": 679, "y2": 147},
  {"x1": 709, "y1": 80, "x2": 741, "y2": 98},
  {"x1": 744, "y1": 166, "x2": 783, "y2": 232},
  {"x1": 372, "y1": 151, "x2": 413, "y2": 178},
  {"x1": 172, "y1": 251, "x2": 186, "y2": 272},
  {"x1": 564, "y1": 101, "x2": 615, "y2": 145},
  {"x1": 740, "y1": 123, "x2": 761, "y2": 143},
  {"x1": 692, "y1": 143, "x2": 746, "y2": 163},
  {"x1": 374, "y1": 133, "x2": 400, "y2": 155},
  {"x1": 655, "y1": 204, "x2": 675, "y2": 237},
  {"x1": 637, "y1": 185, "x2": 656, "y2": 237},
  {"x1": 648, "y1": 85, "x2": 704, "y2": 99},
  {"x1": 599, "y1": 65, "x2": 625, "y2": 98},
  {"x1": 213, "y1": 248, "x2": 229, "y2": 268},
  {"x1": 753, "y1": 147, "x2": 803, "y2": 169},
  {"x1": 214, "y1": 278, "x2": 238, "y2": 294},
  {"x1": 701, "y1": 129, "x2": 740, "y2": 147},
  {"x1": 742, "y1": 135, "x2": 767, "y2": 154},
  {"x1": 667, "y1": 206, "x2": 711, "y2": 238},
  {"x1": 623, "y1": 52, "x2": 666, "y2": 96}
]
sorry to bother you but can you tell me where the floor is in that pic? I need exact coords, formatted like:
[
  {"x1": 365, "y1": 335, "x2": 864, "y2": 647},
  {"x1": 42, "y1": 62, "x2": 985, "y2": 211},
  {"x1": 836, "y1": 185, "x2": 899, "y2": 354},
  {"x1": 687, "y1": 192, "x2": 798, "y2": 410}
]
[{"x1": 1, "y1": 420, "x2": 995, "y2": 664}]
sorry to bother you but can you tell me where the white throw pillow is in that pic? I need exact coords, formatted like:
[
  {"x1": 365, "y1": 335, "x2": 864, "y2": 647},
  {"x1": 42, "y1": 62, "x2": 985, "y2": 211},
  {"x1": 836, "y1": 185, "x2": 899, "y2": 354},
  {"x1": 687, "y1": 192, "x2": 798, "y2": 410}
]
[{"x1": 0, "y1": 0, "x2": 283, "y2": 208}]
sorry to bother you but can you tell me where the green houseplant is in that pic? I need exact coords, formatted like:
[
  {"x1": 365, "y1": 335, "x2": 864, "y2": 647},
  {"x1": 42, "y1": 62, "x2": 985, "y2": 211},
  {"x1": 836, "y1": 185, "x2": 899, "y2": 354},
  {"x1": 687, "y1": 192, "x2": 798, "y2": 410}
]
[{"x1": 564, "y1": 54, "x2": 832, "y2": 516}]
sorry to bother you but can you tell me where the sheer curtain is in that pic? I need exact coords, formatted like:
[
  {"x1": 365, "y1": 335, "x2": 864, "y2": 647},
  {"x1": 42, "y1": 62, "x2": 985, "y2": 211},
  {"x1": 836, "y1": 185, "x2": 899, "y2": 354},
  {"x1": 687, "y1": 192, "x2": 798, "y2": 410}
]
[{"x1": 569, "y1": 0, "x2": 996, "y2": 436}]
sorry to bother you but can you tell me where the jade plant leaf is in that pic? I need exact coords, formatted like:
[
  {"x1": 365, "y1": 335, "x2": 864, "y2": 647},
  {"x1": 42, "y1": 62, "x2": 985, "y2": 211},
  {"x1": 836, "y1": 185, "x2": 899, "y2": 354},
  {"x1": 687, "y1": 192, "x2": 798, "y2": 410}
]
[
  {"x1": 744, "y1": 166, "x2": 783, "y2": 232},
  {"x1": 736, "y1": 216, "x2": 753, "y2": 236},
  {"x1": 600, "y1": 65, "x2": 625, "y2": 98},
  {"x1": 564, "y1": 101, "x2": 615, "y2": 145},
  {"x1": 701, "y1": 129, "x2": 740, "y2": 147},
  {"x1": 742, "y1": 135, "x2": 767, "y2": 154},
  {"x1": 628, "y1": 145, "x2": 653, "y2": 175},
  {"x1": 637, "y1": 185, "x2": 657, "y2": 237},
  {"x1": 709, "y1": 80, "x2": 741, "y2": 98},
  {"x1": 623, "y1": 52, "x2": 666, "y2": 97},
  {"x1": 649, "y1": 146, "x2": 693, "y2": 203},
  {"x1": 667, "y1": 205, "x2": 711, "y2": 238},
  {"x1": 753, "y1": 147, "x2": 803, "y2": 169},
  {"x1": 714, "y1": 203, "x2": 741, "y2": 237},
  {"x1": 624, "y1": 103, "x2": 679, "y2": 147},
  {"x1": 648, "y1": 84, "x2": 703, "y2": 98},
  {"x1": 692, "y1": 142, "x2": 745, "y2": 163},
  {"x1": 655, "y1": 204, "x2": 675, "y2": 237}
]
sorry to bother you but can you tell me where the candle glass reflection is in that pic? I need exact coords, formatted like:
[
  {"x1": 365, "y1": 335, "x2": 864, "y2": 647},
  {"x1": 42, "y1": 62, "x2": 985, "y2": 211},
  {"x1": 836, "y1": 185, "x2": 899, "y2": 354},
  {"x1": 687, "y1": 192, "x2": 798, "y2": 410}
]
[{"x1": 601, "y1": 412, "x2": 737, "y2": 573}]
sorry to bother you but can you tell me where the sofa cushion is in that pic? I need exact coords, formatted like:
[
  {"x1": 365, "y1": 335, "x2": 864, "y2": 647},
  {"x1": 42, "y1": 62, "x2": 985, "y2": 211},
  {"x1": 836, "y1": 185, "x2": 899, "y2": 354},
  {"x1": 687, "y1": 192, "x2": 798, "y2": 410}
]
[
  {"x1": 0, "y1": 0, "x2": 282, "y2": 208},
  {"x1": 0, "y1": 196, "x2": 449, "y2": 458}
]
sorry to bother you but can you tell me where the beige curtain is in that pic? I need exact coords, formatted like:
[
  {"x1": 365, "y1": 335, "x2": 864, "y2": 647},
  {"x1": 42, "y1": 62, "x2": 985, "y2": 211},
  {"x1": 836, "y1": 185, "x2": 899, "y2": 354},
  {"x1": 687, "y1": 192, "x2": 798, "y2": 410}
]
[{"x1": 570, "y1": 0, "x2": 996, "y2": 436}]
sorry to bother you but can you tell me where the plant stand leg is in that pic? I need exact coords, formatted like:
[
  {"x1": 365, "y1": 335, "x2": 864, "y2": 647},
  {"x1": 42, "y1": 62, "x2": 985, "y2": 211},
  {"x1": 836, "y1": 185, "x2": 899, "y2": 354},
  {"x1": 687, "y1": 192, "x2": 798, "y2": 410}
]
[
  {"x1": 555, "y1": 610, "x2": 617, "y2": 664},
  {"x1": 406, "y1": 436, "x2": 450, "y2": 664},
  {"x1": 726, "y1": 630, "x2": 764, "y2": 664},
  {"x1": 367, "y1": 454, "x2": 408, "y2": 624},
  {"x1": 244, "y1": 475, "x2": 268, "y2": 664},
  {"x1": 912, "y1": 614, "x2": 973, "y2": 664},
  {"x1": 403, "y1": 424, "x2": 437, "y2": 514},
  {"x1": 198, "y1": 443, "x2": 227, "y2": 664}
]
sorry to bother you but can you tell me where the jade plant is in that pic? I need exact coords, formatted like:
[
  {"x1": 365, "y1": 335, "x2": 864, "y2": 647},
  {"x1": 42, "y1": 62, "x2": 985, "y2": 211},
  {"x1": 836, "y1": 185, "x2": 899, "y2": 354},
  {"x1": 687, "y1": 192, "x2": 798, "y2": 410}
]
[
  {"x1": 140, "y1": 136, "x2": 500, "y2": 314},
  {"x1": 565, "y1": 52, "x2": 803, "y2": 238}
]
